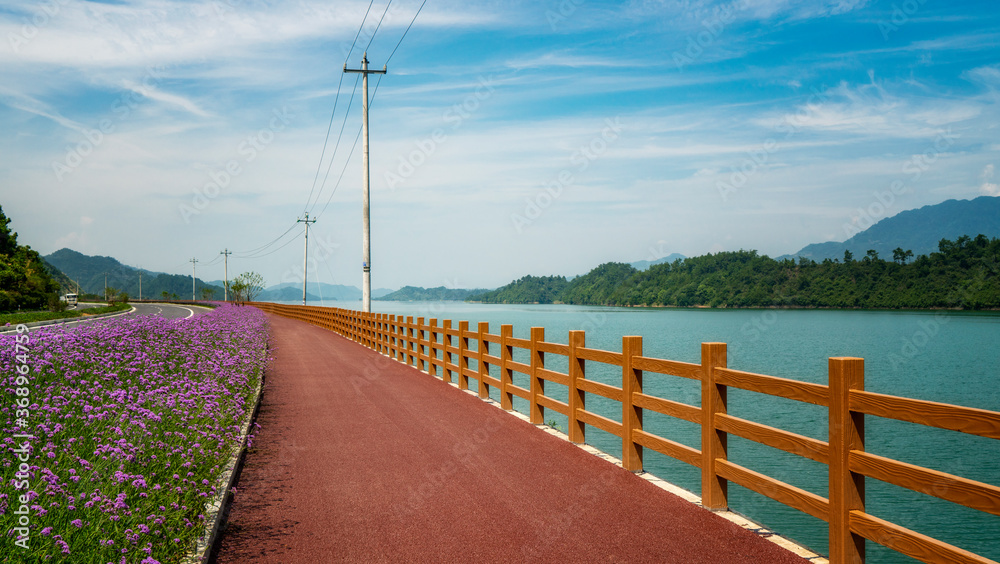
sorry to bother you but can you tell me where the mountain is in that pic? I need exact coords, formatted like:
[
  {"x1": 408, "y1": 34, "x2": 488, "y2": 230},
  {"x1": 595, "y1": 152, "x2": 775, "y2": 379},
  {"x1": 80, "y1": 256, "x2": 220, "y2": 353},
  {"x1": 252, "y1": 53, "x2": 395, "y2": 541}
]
[
  {"x1": 630, "y1": 253, "x2": 686, "y2": 271},
  {"x1": 379, "y1": 286, "x2": 489, "y2": 301},
  {"x1": 44, "y1": 248, "x2": 223, "y2": 300},
  {"x1": 41, "y1": 259, "x2": 77, "y2": 294},
  {"x1": 792, "y1": 196, "x2": 1000, "y2": 261},
  {"x1": 470, "y1": 236, "x2": 1000, "y2": 309},
  {"x1": 263, "y1": 282, "x2": 395, "y2": 301},
  {"x1": 468, "y1": 275, "x2": 569, "y2": 304},
  {"x1": 258, "y1": 286, "x2": 322, "y2": 302}
]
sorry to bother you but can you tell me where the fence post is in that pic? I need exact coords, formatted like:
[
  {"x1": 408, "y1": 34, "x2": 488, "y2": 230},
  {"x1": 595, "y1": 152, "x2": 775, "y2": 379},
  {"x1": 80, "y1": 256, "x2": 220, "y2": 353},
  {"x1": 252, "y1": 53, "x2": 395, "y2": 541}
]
[
  {"x1": 428, "y1": 318, "x2": 439, "y2": 377},
  {"x1": 477, "y1": 321, "x2": 489, "y2": 399},
  {"x1": 458, "y1": 321, "x2": 470, "y2": 390},
  {"x1": 442, "y1": 319, "x2": 453, "y2": 383},
  {"x1": 397, "y1": 316, "x2": 406, "y2": 363},
  {"x1": 622, "y1": 336, "x2": 643, "y2": 472},
  {"x1": 375, "y1": 313, "x2": 382, "y2": 353},
  {"x1": 529, "y1": 327, "x2": 545, "y2": 424},
  {"x1": 568, "y1": 330, "x2": 586, "y2": 444},
  {"x1": 701, "y1": 342, "x2": 728, "y2": 510},
  {"x1": 392, "y1": 315, "x2": 403, "y2": 361},
  {"x1": 830, "y1": 357, "x2": 866, "y2": 564},
  {"x1": 406, "y1": 317, "x2": 424, "y2": 369},
  {"x1": 500, "y1": 324, "x2": 514, "y2": 410},
  {"x1": 406, "y1": 316, "x2": 416, "y2": 366}
]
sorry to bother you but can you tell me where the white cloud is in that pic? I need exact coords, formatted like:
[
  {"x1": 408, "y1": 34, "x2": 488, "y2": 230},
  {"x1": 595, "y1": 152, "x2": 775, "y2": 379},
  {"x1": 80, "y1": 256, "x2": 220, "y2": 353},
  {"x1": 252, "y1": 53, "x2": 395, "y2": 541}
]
[{"x1": 981, "y1": 164, "x2": 999, "y2": 196}]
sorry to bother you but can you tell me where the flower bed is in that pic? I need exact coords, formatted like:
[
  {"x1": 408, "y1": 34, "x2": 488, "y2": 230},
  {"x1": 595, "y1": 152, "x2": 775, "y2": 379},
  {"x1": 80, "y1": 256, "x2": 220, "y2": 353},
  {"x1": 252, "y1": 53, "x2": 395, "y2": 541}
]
[{"x1": 1, "y1": 304, "x2": 268, "y2": 563}]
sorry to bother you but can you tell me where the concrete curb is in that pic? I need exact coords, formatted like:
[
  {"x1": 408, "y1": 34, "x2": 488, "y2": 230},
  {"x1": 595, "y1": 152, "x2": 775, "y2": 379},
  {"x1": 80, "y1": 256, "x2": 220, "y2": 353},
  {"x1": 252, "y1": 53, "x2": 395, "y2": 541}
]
[
  {"x1": 0, "y1": 306, "x2": 135, "y2": 333},
  {"x1": 182, "y1": 347, "x2": 268, "y2": 564}
]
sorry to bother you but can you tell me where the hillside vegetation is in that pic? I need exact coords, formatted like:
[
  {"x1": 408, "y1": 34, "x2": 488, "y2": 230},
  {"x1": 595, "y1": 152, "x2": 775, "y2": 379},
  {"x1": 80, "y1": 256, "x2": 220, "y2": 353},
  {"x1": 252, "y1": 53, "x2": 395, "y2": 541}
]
[
  {"x1": 0, "y1": 206, "x2": 60, "y2": 312},
  {"x1": 381, "y1": 286, "x2": 490, "y2": 301},
  {"x1": 469, "y1": 235, "x2": 1000, "y2": 309}
]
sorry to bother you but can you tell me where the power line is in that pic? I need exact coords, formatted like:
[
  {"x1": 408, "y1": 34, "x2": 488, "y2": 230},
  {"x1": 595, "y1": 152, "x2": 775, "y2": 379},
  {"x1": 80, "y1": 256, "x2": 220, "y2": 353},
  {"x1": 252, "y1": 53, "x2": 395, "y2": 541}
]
[
  {"x1": 307, "y1": 73, "x2": 362, "y2": 214},
  {"x1": 345, "y1": 0, "x2": 376, "y2": 64},
  {"x1": 303, "y1": 71, "x2": 347, "y2": 214},
  {"x1": 233, "y1": 222, "x2": 299, "y2": 257},
  {"x1": 313, "y1": 121, "x2": 364, "y2": 222},
  {"x1": 364, "y1": 0, "x2": 394, "y2": 54},
  {"x1": 385, "y1": 0, "x2": 426, "y2": 65}
]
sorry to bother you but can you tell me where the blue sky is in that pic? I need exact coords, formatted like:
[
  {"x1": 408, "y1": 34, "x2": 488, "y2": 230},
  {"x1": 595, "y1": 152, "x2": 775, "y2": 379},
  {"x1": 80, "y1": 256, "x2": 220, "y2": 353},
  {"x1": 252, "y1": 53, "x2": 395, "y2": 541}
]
[{"x1": 1, "y1": 0, "x2": 998, "y2": 291}]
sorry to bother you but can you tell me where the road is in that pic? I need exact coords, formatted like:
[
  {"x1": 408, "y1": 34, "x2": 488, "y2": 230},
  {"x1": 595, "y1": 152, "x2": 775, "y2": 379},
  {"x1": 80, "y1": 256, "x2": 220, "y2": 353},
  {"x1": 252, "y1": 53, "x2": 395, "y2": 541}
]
[
  {"x1": 126, "y1": 302, "x2": 212, "y2": 320},
  {"x1": 212, "y1": 313, "x2": 812, "y2": 564}
]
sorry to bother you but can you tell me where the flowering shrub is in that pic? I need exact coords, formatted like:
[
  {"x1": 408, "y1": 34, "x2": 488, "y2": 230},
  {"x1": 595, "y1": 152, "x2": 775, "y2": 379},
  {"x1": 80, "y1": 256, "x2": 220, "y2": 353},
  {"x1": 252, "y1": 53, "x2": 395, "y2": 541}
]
[{"x1": 1, "y1": 304, "x2": 268, "y2": 563}]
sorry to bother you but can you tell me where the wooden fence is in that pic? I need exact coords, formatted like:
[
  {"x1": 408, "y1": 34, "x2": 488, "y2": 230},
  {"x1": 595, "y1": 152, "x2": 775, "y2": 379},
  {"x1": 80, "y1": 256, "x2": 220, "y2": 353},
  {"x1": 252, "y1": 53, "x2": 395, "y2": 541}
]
[{"x1": 249, "y1": 301, "x2": 1000, "y2": 564}]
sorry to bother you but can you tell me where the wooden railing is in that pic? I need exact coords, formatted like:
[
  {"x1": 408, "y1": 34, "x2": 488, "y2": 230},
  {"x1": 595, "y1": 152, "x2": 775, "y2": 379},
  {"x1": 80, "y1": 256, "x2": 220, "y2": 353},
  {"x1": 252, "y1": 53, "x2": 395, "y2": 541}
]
[{"x1": 249, "y1": 302, "x2": 1000, "y2": 564}]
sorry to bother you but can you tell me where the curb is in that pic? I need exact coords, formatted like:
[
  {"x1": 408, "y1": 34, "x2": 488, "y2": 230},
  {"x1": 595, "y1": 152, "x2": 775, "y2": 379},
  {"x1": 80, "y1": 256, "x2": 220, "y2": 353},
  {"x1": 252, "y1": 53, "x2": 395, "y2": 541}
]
[
  {"x1": 0, "y1": 306, "x2": 135, "y2": 333},
  {"x1": 182, "y1": 346, "x2": 268, "y2": 564}
]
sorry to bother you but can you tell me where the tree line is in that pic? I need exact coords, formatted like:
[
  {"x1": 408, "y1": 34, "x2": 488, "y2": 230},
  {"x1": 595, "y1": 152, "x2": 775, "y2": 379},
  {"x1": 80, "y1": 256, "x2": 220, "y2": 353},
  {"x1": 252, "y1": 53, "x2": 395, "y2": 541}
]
[{"x1": 468, "y1": 235, "x2": 1000, "y2": 309}]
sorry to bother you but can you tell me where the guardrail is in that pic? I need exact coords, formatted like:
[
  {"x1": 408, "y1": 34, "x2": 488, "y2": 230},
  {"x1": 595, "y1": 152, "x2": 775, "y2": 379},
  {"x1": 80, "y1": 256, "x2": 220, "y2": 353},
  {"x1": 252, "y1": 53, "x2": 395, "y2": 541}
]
[{"x1": 249, "y1": 301, "x2": 1000, "y2": 564}]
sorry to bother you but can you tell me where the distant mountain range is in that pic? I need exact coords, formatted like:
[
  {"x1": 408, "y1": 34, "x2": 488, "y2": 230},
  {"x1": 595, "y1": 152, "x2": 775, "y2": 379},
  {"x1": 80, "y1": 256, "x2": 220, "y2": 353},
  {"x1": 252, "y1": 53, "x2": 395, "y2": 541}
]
[
  {"x1": 790, "y1": 196, "x2": 1000, "y2": 261},
  {"x1": 261, "y1": 282, "x2": 394, "y2": 301},
  {"x1": 630, "y1": 253, "x2": 686, "y2": 271},
  {"x1": 380, "y1": 286, "x2": 489, "y2": 301},
  {"x1": 44, "y1": 248, "x2": 224, "y2": 299},
  {"x1": 470, "y1": 195, "x2": 1000, "y2": 308}
]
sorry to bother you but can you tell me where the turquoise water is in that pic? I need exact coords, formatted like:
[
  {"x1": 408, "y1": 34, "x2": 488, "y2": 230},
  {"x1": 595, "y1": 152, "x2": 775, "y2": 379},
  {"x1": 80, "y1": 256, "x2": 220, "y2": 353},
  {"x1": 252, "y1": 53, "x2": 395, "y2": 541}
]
[{"x1": 294, "y1": 300, "x2": 1000, "y2": 562}]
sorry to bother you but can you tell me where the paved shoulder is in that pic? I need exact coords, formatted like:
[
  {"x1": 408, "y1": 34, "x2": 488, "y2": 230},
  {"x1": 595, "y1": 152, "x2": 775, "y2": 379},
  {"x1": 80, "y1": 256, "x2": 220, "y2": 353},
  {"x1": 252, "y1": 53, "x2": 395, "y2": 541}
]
[{"x1": 214, "y1": 314, "x2": 810, "y2": 563}]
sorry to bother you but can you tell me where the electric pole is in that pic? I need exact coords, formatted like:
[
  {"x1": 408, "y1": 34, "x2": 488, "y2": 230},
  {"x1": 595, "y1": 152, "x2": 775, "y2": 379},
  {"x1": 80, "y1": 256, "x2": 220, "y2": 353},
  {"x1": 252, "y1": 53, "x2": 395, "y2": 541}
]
[
  {"x1": 345, "y1": 52, "x2": 386, "y2": 313},
  {"x1": 297, "y1": 214, "x2": 317, "y2": 306},
  {"x1": 190, "y1": 258, "x2": 199, "y2": 301},
  {"x1": 138, "y1": 269, "x2": 142, "y2": 301},
  {"x1": 220, "y1": 249, "x2": 232, "y2": 302},
  {"x1": 104, "y1": 272, "x2": 107, "y2": 302}
]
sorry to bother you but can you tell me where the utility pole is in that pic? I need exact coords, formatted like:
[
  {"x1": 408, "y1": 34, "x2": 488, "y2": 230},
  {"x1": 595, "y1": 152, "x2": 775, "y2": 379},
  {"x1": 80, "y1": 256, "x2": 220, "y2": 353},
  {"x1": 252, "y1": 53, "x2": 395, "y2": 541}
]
[
  {"x1": 138, "y1": 269, "x2": 142, "y2": 301},
  {"x1": 190, "y1": 258, "x2": 199, "y2": 301},
  {"x1": 220, "y1": 249, "x2": 232, "y2": 302},
  {"x1": 296, "y1": 214, "x2": 317, "y2": 306},
  {"x1": 345, "y1": 52, "x2": 386, "y2": 313},
  {"x1": 104, "y1": 272, "x2": 107, "y2": 302}
]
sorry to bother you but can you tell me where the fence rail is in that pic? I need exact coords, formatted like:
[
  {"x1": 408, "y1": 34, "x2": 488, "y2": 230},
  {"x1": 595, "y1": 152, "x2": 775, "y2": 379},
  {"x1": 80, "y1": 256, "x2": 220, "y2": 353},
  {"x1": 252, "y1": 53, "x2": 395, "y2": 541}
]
[{"x1": 249, "y1": 301, "x2": 1000, "y2": 564}]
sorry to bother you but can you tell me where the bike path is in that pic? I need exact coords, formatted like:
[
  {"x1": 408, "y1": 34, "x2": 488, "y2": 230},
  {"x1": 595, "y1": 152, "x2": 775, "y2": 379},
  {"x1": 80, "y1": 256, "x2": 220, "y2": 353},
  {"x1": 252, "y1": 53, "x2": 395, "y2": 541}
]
[{"x1": 212, "y1": 313, "x2": 812, "y2": 563}]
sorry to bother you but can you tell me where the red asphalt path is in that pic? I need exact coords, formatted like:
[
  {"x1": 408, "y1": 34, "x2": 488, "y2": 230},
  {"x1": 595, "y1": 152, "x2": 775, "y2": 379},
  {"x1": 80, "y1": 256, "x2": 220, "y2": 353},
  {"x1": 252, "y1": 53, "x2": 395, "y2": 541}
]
[{"x1": 212, "y1": 313, "x2": 812, "y2": 563}]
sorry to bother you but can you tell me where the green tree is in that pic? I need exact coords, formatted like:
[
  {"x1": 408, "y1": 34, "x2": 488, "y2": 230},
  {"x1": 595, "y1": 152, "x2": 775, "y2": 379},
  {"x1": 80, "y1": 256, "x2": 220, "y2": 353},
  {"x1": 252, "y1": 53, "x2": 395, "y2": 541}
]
[
  {"x1": 0, "y1": 206, "x2": 60, "y2": 312},
  {"x1": 229, "y1": 272, "x2": 265, "y2": 305}
]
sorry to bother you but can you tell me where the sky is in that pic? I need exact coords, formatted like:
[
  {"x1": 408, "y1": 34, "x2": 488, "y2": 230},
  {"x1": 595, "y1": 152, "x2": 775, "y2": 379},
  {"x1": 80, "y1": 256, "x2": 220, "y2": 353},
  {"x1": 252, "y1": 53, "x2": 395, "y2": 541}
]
[{"x1": 1, "y1": 0, "x2": 998, "y2": 291}]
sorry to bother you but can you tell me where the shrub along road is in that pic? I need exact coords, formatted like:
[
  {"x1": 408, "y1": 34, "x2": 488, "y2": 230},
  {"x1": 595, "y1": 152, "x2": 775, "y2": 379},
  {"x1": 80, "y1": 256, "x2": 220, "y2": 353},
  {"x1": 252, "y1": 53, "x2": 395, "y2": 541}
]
[{"x1": 212, "y1": 313, "x2": 811, "y2": 563}]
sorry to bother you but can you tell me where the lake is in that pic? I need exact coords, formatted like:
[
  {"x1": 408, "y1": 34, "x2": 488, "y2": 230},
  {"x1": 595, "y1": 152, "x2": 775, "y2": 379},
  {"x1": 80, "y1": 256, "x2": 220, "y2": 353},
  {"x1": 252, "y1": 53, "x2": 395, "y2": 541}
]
[{"x1": 282, "y1": 300, "x2": 1000, "y2": 562}]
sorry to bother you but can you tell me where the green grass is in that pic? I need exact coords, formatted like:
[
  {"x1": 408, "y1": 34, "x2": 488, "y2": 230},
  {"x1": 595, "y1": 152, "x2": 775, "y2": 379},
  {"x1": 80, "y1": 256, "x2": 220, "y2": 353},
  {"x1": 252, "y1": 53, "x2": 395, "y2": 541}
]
[{"x1": 0, "y1": 303, "x2": 131, "y2": 326}]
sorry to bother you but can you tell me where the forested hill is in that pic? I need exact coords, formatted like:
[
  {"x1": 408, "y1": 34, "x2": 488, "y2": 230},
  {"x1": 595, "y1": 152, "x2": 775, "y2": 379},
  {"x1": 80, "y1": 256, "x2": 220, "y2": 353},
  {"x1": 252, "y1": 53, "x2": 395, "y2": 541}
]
[
  {"x1": 379, "y1": 286, "x2": 489, "y2": 301},
  {"x1": 468, "y1": 235, "x2": 1000, "y2": 309}
]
